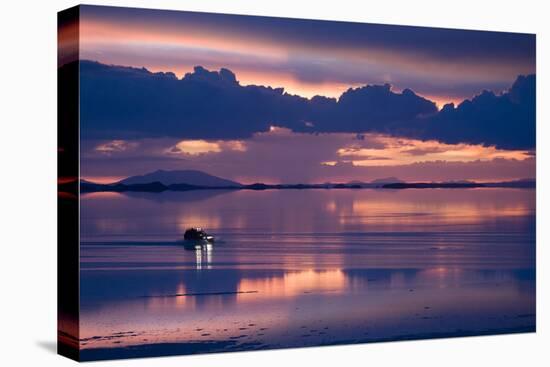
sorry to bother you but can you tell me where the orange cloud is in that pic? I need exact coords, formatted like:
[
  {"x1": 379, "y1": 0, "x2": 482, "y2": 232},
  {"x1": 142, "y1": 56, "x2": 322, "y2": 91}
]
[
  {"x1": 168, "y1": 139, "x2": 247, "y2": 156},
  {"x1": 336, "y1": 134, "x2": 531, "y2": 167},
  {"x1": 170, "y1": 140, "x2": 221, "y2": 155},
  {"x1": 95, "y1": 139, "x2": 138, "y2": 154}
]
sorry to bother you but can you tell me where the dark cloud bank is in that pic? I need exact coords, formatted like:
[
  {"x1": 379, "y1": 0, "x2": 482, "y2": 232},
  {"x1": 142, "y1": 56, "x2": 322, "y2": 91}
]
[{"x1": 73, "y1": 60, "x2": 535, "y2": 149}]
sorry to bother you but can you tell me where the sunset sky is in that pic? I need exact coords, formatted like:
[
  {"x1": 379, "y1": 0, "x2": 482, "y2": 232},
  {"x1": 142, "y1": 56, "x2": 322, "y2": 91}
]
[{"x1": 60, "y1": 5, "x2": 536, "y2": 184}]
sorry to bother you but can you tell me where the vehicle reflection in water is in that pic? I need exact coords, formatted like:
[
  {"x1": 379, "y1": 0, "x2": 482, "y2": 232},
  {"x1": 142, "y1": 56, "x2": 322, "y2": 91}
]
[{"x1": 182, "y1": 242, "x2": 213, "y2": 270}]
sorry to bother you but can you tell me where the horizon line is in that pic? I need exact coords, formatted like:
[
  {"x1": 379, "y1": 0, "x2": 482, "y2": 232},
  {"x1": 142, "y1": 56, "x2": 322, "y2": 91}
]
[{"x1": 79, "y1": 176, "x2": 536, "y2": 186}]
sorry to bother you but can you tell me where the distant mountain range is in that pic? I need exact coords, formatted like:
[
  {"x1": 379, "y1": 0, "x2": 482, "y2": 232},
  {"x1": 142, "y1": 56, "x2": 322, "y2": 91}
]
[
  {"x1": 369, "y1": 177, "x2": 405, "y2": 185},
  {"x1": 119, "y1": 169, "x2": 242, "y2": 187},
  {"x1": 382, "y1": 178, "x2": 536, "y2": 189},
  {"x1": 345, "y1": 177, "x2": 405, "y2": 188},
  {"x1": 79, "y1": 170, "x2": 536, "y2": 193}
]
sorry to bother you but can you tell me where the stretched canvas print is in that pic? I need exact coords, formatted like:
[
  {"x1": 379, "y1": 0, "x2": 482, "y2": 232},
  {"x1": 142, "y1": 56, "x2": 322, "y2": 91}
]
[{"x1": 58, "y1": 5, "x2": 536, "y2": 361}]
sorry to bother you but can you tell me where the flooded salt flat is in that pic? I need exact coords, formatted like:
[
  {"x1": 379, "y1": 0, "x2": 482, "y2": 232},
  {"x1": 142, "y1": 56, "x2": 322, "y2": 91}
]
[{"x1": 79, "y1": 188, "x2": 535, "y2": 360}]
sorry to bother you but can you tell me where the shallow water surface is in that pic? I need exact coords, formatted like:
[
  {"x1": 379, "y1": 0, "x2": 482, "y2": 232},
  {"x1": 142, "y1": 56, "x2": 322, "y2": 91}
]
[{"x1": 79, "y1": 188, "x2": 535, "y2": 360}]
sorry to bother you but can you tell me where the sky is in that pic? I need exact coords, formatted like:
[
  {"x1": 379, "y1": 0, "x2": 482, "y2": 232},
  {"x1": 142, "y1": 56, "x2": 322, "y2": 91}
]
[
  {"x1": 59, "y1": 5, "x2": 536, "y2": 184},
  {"x1": 71, "y1": 5, "x2": 535, "y2": 105},
  {"x1": 80, "y1": 127, "x2": 534, "y2": 184}
]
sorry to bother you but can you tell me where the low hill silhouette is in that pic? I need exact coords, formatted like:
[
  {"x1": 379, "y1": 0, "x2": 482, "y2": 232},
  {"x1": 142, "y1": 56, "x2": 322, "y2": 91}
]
[
  {"x1": 80, "y1": 170, "x2": 535, "y2": 193},
  {"x1": 119, "y1": 169, "x2": 242, "y2": 187}
]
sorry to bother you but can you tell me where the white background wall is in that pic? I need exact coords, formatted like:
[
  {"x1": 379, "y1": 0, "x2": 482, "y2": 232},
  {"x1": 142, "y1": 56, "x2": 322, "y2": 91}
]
[{"x1": 0, "y1": 0, "x2": 548, "y2": 365}]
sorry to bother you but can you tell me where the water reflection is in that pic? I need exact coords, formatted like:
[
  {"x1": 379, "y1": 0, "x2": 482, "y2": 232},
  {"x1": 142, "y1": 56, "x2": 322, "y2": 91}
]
[
  {"x1": 80, "y1": 188, "x2": 535, "y2": 241},
  {"x1": 190, "y1": 244, "x2": 213, "y2": 270},
  {"x1": 79, "y1": 188, "x2": 535, "y2": 358},
  {"x1": 79, "y1": 265, "x2": 535, "y2": 353},
  {"x1": 237, "y1": 269, "x2": 346, "y2": 299}
]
